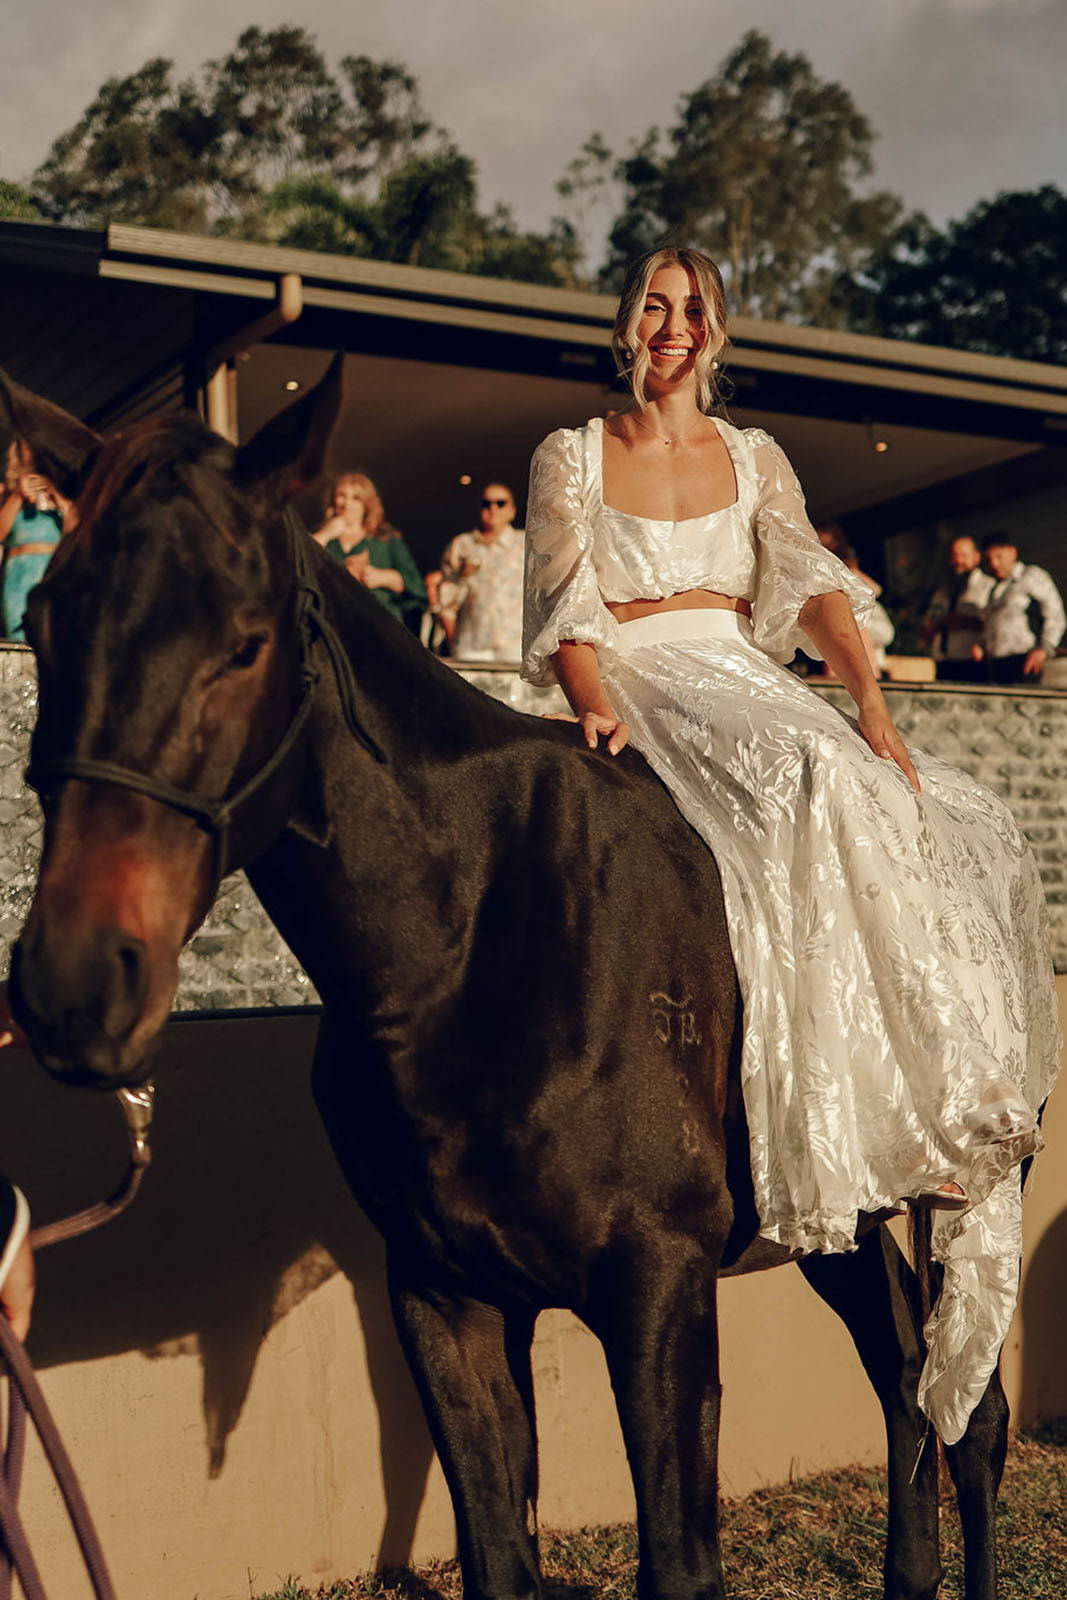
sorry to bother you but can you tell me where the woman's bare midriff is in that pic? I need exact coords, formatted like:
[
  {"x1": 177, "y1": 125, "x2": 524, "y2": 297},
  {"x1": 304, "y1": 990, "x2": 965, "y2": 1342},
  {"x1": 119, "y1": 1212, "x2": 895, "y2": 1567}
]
[{"x1": 606, "y1": 588, "x2": 752, "y2": 625}]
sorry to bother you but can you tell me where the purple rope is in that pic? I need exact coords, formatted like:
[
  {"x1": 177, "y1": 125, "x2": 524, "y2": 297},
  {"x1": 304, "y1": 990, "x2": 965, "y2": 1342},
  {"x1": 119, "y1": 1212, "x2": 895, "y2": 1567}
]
[{"x1": 0, "y1": 1318, "x2": 116, "y2": 1600}]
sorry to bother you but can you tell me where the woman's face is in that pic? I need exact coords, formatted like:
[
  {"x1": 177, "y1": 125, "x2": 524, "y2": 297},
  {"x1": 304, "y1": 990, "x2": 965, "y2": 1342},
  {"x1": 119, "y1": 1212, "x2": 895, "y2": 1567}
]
[
  {"x1": 332, "y1": 480, "x2": 367, "y2": 526},
  {"x1": 634, "y1": 264, "x2": 709, "y2": 382}
]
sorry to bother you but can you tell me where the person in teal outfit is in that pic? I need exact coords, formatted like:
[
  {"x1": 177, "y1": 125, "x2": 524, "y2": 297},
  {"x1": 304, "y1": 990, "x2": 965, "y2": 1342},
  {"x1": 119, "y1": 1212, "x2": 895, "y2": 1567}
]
[
  {"x1": 313, "y1": 471, "x2": 426, "y2": 634},
  {"x1": 1, "y1": 440, "x2": 66, "y2": 641}
]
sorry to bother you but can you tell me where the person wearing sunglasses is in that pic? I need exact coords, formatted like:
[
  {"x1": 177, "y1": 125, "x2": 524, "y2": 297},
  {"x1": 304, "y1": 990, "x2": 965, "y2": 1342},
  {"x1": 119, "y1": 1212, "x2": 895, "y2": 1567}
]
[{"x1": 427, "y1": 482, "x2": 525, "y2": 661}]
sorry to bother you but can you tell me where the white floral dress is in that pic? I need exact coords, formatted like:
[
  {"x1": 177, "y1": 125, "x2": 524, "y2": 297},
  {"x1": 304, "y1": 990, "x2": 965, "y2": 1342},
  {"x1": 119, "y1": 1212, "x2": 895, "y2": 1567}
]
[{"x1": 521, "y1": 416, "x2": 1061, "y2": 1444}]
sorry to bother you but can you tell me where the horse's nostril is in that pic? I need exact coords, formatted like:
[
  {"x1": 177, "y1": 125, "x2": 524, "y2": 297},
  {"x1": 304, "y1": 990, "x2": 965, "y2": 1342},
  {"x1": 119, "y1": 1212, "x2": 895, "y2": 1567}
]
[
  {"x1": 103, "y1": 931, "x2": 149, "y2": 1032},
  {"x1": 116, "y1": 942, "x2": 141, "y2": 988}
]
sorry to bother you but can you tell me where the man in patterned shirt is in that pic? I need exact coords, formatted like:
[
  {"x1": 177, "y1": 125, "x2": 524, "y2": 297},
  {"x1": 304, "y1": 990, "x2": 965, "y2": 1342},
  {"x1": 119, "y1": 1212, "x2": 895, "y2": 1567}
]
[
  {"x1": 428, "y1": 482, "x2": 525, "y2": 662},
  {"x1": 980, "y1": 532, "x2": 1066, "y2": 684}
]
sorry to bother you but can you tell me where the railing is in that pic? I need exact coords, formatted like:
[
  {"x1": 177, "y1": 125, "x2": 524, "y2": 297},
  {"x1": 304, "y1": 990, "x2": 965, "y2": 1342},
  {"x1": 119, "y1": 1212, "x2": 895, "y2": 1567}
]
[{"x1": 2, "y1": 645, "x2": 1063, "y2": 990}]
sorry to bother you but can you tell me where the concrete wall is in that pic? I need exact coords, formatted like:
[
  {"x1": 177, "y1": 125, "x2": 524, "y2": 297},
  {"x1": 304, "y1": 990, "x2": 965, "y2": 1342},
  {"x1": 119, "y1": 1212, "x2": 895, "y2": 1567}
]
[{"x1": 2, "y1": 995, "x2": 1064, "y2": 1600}]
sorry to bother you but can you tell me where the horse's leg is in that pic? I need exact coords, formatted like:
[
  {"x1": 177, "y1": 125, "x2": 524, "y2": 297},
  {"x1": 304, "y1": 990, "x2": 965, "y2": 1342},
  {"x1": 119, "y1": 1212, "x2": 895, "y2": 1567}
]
[
  {"x1": 799, "y1": 1228, "x2": 942, "y2": 1600},
  {"x1": 388, "y1": 1262, "x2": 541, "y2": 1600},
  {"x1": 940, "y1": 1281, "x2": 1008, "y2": 1600},
  {"x1": 590, "y1": 1244, "x2": 725, "y2": 1600}
]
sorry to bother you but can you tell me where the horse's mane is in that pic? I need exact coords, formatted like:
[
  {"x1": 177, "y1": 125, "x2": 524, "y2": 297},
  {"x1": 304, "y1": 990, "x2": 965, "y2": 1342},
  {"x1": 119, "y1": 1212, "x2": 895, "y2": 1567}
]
[{"x1": 57, "y1": 415, "x2": 238, "y2": 567}]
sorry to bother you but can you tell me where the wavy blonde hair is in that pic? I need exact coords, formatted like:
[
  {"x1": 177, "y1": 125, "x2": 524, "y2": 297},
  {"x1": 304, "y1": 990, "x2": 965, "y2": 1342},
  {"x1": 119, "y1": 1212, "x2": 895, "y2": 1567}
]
[
  {"x1": 611, "y1": 248, "x2": 729, "y2": 413},
  {"x1": 326, "y1": 471, "x2": 387, "y2": 538}
]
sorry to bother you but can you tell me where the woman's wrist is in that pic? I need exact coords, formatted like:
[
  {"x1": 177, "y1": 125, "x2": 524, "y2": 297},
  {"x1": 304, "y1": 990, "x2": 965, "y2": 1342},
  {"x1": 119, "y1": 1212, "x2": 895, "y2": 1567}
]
[{"x1": 855, "y1": 683, "x2": 887, "y2": 716}]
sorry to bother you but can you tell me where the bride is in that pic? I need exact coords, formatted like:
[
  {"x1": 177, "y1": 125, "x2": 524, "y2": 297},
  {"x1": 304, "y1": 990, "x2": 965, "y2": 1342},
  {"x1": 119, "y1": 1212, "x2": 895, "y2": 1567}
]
[{"x1": 520, "y1": 246, "x2": 1060, "y2": 1445}]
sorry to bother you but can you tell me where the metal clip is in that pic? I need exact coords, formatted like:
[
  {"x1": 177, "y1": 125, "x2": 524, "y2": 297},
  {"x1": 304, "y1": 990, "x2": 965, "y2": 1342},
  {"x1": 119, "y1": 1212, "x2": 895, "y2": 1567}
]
[{"x1": 116, "y1": 1082, "x2": 155, "y2": 1169}]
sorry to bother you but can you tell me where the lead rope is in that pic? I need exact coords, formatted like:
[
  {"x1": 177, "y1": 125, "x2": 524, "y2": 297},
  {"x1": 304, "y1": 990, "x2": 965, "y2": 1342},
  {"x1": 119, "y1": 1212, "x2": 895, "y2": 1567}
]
[{"x1": 0, "y1": 1087, "x2": 154, "y2": 1600}]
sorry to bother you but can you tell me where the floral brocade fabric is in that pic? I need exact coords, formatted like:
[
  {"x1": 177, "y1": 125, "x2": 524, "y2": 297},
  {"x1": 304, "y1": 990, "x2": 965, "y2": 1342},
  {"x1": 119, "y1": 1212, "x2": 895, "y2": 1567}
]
[{"x1": 521, "y1": 419, "x2": 1061, "y2": 1445}]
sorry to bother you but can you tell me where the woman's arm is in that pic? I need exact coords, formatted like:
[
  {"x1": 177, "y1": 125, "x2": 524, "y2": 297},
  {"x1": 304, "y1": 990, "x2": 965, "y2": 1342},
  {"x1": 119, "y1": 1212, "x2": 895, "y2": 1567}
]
[
  {"x1": 0, "y1": 490, "x2": 23, "y2": 542},
  {"x1": 800, "y1": 590, "x2": 920, "y2": 794},
  {"x1": 368, "y1": 537, "x2": 427, "y2": 607},
  {"x1": 361, "y1": 564, "x2": 405, "y2": 594},
  {"x1": 551, "y1": 640, "x2": 630, "y2": 754}
]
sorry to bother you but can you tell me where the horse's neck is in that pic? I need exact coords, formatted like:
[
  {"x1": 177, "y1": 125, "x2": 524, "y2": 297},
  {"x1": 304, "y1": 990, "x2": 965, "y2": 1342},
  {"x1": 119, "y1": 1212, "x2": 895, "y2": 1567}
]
[{"x1": 251, "y1": 564, "x2": 520, "y2": 1016}]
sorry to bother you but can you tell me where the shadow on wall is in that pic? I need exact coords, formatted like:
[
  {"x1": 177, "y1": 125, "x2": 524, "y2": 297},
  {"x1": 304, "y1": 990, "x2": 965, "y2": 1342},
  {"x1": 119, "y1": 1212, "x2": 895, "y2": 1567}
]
[
  {"x1": 0, "y1": 1012, "x2": 436, "y2": 1571},
  {"x1": 1019, "y1": 1203, "x2": 1067, "y2": 1426}
]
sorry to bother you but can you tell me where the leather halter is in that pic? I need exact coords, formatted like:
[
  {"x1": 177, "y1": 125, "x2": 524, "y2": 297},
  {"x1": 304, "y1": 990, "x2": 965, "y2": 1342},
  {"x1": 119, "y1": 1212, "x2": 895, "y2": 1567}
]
[{"x1": 25, "y1": 508, "x2": 385, "y2": 877}]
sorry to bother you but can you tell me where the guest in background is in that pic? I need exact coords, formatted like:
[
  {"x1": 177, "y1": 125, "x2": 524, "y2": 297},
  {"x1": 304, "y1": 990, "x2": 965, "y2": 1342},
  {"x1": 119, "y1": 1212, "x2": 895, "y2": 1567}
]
[
  {"x1": 314, "y1": 472, "x2": 426, "y2": 634},
  {"x1": 814, "y1": 525, "x2": 895, "y2": 677},
  {"x1": 922, "y1": 535, "x2": 995, "y2": 683},
  {"x1": 0, "y1": 440, "x2": 67, "y2": 641},
  {"x1": 426, "y1": 482, "x2": 525, "y2": 661},
  {"x1": 979, "y1": 532, "x2": 1065, "y2": 684}
]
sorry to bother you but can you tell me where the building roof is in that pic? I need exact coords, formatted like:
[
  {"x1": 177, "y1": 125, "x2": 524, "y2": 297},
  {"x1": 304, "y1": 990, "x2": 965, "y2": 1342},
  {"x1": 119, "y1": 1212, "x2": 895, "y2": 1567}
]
[
  {"x1": 4, "y1": 219, "x2": 1067, "y2": 429},
  {"x1": 2, "y1": 218, "x2": 1065, "y2": 565}
]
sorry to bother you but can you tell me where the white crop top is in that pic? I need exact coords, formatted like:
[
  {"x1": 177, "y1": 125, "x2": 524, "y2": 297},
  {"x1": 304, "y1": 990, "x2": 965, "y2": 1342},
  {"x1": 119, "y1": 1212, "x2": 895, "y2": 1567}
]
[{"x1": 521, "y1": 416, "x2": 874, "y2": 686}]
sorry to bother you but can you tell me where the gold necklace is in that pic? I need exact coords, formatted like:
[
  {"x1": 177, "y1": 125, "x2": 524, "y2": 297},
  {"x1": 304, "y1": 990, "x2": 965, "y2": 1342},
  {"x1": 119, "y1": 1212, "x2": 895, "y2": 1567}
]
[{"x1": 627, "y1": 409, "x2": 709, "y2": 448}]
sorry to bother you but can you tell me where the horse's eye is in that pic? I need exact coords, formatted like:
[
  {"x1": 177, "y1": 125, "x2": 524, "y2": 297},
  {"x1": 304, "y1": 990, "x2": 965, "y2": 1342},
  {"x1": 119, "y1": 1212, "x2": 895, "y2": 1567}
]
[{"x1": 229, "y1": 634, "x2": 266, "y2": 671}]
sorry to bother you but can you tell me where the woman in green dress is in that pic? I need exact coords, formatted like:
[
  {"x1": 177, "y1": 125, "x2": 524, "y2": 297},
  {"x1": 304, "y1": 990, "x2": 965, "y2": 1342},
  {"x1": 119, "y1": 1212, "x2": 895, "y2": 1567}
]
[{"x1": 313, "y1": 472, "x2": 426, "y2": 634}]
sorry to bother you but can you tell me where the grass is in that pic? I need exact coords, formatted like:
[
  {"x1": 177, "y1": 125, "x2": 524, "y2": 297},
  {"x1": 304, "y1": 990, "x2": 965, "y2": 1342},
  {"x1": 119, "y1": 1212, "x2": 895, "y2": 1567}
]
[{"x1": 253, "y1": 1421, "x2": 1067, "y2": 1600}]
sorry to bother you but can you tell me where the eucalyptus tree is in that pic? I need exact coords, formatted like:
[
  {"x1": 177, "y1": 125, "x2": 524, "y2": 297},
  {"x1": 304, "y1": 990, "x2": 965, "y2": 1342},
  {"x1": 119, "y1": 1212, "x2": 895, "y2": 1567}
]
[{"x1": 597, "y1": 30, "x2": 901, "y2": 324}]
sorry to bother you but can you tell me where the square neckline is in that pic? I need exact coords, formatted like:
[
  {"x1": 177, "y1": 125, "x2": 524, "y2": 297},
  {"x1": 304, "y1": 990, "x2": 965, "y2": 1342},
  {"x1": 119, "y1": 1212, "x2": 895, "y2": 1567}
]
[{"x1": 592, "y1": 414, "x2": 743, "y2": 526}]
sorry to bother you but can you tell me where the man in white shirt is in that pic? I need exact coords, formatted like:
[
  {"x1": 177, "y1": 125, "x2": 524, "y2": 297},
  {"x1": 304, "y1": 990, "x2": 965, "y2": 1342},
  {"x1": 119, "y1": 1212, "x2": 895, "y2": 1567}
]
[
  {"x1": 427, "y1": 483, "x2": 525, "y2": 662},
  {"x1": 922, "y1": 535, "x2": 995, "y2": 683},
  {"x1": 980, "y1": 533, "x2": 1066, "y2": 684}
]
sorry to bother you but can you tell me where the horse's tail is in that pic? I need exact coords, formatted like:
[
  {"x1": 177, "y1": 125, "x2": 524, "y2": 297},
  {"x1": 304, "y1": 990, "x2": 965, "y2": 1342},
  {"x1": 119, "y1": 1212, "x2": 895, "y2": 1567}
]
[{"x1": 908, "y1": 1205, "x2": 935, "y2": 1335}]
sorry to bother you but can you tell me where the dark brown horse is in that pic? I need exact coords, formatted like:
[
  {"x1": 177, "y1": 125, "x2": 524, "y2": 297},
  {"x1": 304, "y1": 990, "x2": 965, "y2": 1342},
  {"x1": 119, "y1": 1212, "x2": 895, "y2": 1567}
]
[{"x1": 1, "y1": 362, "x2": 1010, "y2": 1600}]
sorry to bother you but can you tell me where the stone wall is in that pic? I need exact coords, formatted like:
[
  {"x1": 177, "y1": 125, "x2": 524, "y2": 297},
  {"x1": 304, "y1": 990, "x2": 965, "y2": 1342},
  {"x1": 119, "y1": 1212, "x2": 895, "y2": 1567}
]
[{"x1": 1, "y1": 649, "x2": 1063, "y2": 998}]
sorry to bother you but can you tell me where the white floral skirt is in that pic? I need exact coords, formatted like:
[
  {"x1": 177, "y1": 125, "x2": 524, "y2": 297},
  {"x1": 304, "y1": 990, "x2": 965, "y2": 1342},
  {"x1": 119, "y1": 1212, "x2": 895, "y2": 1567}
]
[{"x1": 604, "y1": 608, "x2": 1061, "y2": 1443}]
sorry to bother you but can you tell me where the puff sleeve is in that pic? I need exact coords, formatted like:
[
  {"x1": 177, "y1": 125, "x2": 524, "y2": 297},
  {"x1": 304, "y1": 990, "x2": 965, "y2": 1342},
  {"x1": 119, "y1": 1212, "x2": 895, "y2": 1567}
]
[
  {"x1": 521, "y1": 428, "x2": 621, "y2": 687},
  {"x1": 748, "y1": 431, "x2": 875, "y2": 662}
]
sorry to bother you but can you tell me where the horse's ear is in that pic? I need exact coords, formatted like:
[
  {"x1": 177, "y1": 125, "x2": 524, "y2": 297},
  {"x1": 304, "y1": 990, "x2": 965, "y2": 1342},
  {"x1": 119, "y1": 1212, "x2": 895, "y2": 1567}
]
[
  {"x1": 0, "y1": 370, "x2": 102, "y2": 499},
  {"x1": 233, "y1": 353, "x2": 345, "y2": 502}
]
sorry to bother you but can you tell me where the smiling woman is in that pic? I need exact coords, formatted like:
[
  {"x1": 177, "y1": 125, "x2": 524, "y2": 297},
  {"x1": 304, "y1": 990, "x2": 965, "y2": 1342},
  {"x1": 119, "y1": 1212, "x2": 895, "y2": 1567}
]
[{"x1": 522, "y1": 244, "x2": 1060, "y2": 1449}]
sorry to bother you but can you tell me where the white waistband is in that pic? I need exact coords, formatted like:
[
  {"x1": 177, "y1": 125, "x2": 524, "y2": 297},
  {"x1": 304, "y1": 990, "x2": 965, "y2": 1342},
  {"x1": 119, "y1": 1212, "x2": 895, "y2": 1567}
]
[{"x1": 616, "y1": 608, "x2": 755, "y2": 651}]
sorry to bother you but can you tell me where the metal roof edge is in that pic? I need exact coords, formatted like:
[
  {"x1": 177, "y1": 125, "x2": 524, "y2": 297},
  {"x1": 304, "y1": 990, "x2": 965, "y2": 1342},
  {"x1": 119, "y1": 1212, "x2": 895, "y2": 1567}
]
[
  {"x1": 3, "y1": 219, "x2": 1066, "y2": 402},
  {"x1": 101, "y1": 226, "x2": 1067, "y2": 396},
  {"x1": 104, "y1": 223, "x2": 615, "y2": 326}
]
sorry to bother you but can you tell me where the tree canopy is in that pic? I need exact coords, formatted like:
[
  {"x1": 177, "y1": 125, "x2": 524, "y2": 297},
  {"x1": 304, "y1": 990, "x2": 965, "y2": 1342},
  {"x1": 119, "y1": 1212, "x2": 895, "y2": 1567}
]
[
  {"x1": 25, "y1": 24, "x2": 574, "y2": 285},
  {"x1": 593, "y1": 31, "x2": 902, "y2": 322},
  {"x1": 0, "y1": 181, "x2": 40, "y2": 221},
  {"x1": 849, "y1": 186, "x2": 1067, "y2": 365},
  {"x1": 7, "y1": 23, "x2": 1064, "y2": 361}
]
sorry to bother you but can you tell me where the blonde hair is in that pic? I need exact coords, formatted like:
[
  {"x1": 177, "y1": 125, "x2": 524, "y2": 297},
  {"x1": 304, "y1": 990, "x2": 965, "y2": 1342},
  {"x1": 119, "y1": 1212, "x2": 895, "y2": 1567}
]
[
  {"x1": 611, "y1": 248, "x2": 729, "y2": 413},
  {"x1": 327, "y1": 471, "x2": 386, "y2": 537}
]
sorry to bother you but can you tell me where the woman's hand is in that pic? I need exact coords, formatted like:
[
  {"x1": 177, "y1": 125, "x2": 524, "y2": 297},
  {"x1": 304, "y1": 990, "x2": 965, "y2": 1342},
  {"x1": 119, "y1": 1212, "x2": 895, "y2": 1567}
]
[
  {"x1": 362, "y1": 564, "x2": 405, "y2": 594},
  {"x1": 1, "y1": 1234, "x2": 34, "y2": 1342},
  {"x1": 544, "y1": 710, "x2": 630, "y2": 755},
  {"x1": 0, "y1": 982, "x2": 26, "y2": 1049},
  {"x1": 857, "y1": 705, "x2": 921, "y2": 796}
]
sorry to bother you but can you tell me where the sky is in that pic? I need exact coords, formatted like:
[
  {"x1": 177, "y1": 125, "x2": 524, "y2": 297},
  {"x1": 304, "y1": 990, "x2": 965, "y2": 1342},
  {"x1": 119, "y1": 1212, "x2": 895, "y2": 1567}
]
[{"x1": 2, "y1": 0, "x2": 1065, "y2": 253}]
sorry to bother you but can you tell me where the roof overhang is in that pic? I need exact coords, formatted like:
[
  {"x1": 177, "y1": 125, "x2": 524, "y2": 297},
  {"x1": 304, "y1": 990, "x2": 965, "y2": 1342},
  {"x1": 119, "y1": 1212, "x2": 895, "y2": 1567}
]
[
  {"x1": 1, "y1": 219, "x2": 1065, "y2": 561},
  {"x1": 4, "y1": 219, "x2": 1067, "y2": 437}
]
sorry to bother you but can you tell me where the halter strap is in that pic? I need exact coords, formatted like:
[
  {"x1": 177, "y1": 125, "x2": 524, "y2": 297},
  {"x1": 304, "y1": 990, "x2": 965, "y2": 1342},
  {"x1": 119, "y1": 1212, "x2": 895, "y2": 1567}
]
[{"x1": 25, "y1": 507, "x2": 384, "y2": 876}]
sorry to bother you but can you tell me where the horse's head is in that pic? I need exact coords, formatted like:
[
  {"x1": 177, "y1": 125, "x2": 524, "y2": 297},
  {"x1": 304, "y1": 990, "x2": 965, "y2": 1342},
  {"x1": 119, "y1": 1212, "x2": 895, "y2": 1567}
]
[{"x1": 1, "y1": 358, "x2": 344, "y2": 1087}]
